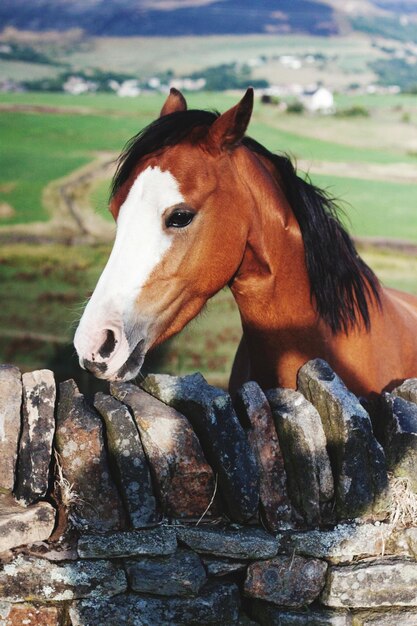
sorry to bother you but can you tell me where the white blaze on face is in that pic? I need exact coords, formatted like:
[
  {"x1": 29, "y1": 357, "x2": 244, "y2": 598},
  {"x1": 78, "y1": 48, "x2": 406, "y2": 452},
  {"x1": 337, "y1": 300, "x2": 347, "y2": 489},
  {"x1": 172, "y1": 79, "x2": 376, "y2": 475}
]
[{"x1": 74, "y1": 165, "x2": 184, "y2": 375}]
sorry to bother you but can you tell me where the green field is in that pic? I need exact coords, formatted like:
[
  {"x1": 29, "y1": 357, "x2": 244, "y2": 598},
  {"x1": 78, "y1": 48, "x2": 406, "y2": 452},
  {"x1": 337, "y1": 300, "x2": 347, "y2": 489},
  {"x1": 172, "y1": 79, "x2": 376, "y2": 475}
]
[
  {"x1": 1, "y1": 88, "x2": 417, "y2": 388},
  {"x1": 311, "y1": 175, "x2": 417, "y2": 240},
  {"x1": 0, "y1": 241, "x2": 416, "y2": 393},
  {"x1": 0, "y1": 242, "x2": 243, "y2": 391},
  {"x1": 2, "y1": 90, "x2": 417, "y2": 236},
  {"x1": 0, "y1": 33, "x2": 382, "y2": 89}
]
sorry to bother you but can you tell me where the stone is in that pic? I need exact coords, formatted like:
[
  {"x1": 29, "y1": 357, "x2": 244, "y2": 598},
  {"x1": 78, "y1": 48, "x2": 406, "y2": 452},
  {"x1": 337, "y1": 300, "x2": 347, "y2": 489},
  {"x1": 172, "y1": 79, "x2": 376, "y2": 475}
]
[
  {"x1": 273, "y1": 521, "x2": 417, "y2": 563},
  {"x1": 0, "y1": 603, "x2": 8, "y2": 621},
  {"x1": 0, "y1": 555, "x2": 126, "y2": 602},
  {"x1": 393, "y1": 378, "x2": 417, "y2": 404},
  {"x1": 14, "y1": 370, "x2": 56, "y2": 506},
  {"x1": 55, "y1": 380, "x2": 125, "y2": 531},
  {"x1": 0, "y1": 604, "x2": 62, "y2": 625},
  {"x1": 297, "y1": 359, "x2": 388, "y2": 519},
  {"x1": 267, "y1": 387, "x2": 334, "y2": 526},
  {"x1": 0, "y1": 365, "x2": 22, "y2": 493},
  {"x1": 352, "y1": 609, "x2": 417, "y2": 625},
  {"x1": 380, "y1": 394, "x2": 417, "y2": 492},
  {"x1": 77, "y1": 526, "x2": 177, "y2": 558},
  {"x1": 70, "y1": 583, "x2": 240, "y2": 626},
  {"x1": 0, "y1": 493, "x2": 55, "y2": 552},
  {"x1": 322, "y1": 558, "x2": 417, "y2": 607},
  {"x1": 25, "y1": 538, "x2": 78, "y2": 562},
  {"x1": 94, "y1": 392, "x2": 157, "y2": 527},
  {"x1": 236, "y1": 382, "x2": 293, "y2": 531},
  {"x1": 244, "y1": 555, "x2": 327, "y2": 608},
  {"x1": 202, "y1": 556, "x2": 247, "y2": 577},
  {"x1": 238, "y1": 612, "x2": 259, "y2": 626},
  {"x1": 126, "y1": 548, "x2": 207, "y2": 597},
  {"x1": 110, "y1": 383, "x2": 218, "y2": 519},
  {"x1": 275, "y1": 522, "x2": 390, "y2": 563},
  {"x1": 250, "y1": 602, "x2": 350, "y2": 625},
  {"x1": 176, "y1": 525, "x2": 279, "y2": 560},
  {"x1": 387, "y1": 527, "x2": 417, "y2": 559},
  {"x1": 142, "y1": 373, "x2": 259, "y2": 522}
]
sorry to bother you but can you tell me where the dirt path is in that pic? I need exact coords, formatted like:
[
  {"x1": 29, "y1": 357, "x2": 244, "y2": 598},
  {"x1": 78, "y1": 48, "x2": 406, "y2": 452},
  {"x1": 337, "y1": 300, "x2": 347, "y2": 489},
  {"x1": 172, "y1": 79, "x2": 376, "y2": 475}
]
[
  {"x1": 49, "y1": 152, "x2": 116, "y2": 239},
  {"x1": 0, "y1": 103, "x2": 96, "y2": 116},
  {"x1": 1, "y1": 151, "x2": 416, "y2": 251},
  {"x1": 298, "y1": 159, "x2": 417, "y2": 184},
  {"x1": 0, "y1": 153, "x2": 116, "y2": 244}
]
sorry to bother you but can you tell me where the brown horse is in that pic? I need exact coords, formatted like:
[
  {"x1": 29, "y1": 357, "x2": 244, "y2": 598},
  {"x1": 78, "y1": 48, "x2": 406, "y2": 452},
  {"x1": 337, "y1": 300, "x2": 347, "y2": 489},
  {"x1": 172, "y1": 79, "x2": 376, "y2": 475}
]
[{"x1": 74, "y1": 88, "x2": 417, "y2": 398}]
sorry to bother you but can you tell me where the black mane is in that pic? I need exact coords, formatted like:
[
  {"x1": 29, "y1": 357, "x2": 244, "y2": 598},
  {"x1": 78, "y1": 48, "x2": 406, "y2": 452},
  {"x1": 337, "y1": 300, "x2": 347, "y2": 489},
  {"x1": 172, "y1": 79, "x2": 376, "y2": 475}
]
[
  {"x1": 112, "y1": 109, "x2": 380, "y2": 334},
  {"x1": 111, "y1": 110, "x2": 218, "y2": 196}
]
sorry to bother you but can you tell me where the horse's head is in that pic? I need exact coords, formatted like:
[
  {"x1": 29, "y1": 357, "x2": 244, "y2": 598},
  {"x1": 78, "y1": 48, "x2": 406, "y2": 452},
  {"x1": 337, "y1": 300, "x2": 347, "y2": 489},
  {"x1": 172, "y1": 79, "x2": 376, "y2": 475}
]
[{"x1": 74, "y1": 88, "x2": 254, "y2": 381}]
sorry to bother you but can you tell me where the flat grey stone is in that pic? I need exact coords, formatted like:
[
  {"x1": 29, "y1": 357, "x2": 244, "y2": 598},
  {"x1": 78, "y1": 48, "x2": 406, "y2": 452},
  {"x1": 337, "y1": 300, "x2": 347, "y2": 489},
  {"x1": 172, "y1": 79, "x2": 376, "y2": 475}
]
[
  {"x1": 14, "y1": 370, "x2": 56, "y2": 505},
  {"x1": 77, "y1": 526, "x2": 177, "y2": 558},
  {"x1": 25, "y1": 538, "x2": 78, "y2": 562},
  {"x1": 297, "y1": 359, "x2": 388, "y2": 519},
  {"x1": 275, "y1": 522, "x2": 390, "y2": 563},
  {"x1": 0, "y1": 365, "x2": 22, "y2": 492},
  {"x1": 0, "y1": 555, "x2": 126, "y2": 602},
  {"x1": 110, "y1": 383, "x2": 218, "y2": 520},
  {"x1": 267, "y1": 387, "x2": 334, "y2": 526},
  {"x1": 237, "y1": 382, "x2": 293, "y2": 531},
  {"x1": 387, "y1": 527, "x2": 417, "y2": 559},
  {"x1": 55, "y1": 380, "x2": 125, "y2": 531},
  {"x1": 0, "y1": 601, "x2": 10, "y2": 621},
  {"x1": 250, "y1": 602, "x2": 350, "y2": 625},
  {"x1": 202, "y1": 556, "x2": 247, "y2": 577},
  {"x1": 244, "y1": 555, "x2": 327, "y2": 607},
  {"x1": 126, "y1": 549, "x2": 206, "y2": 597},
  {"x1": 381, "y1": 394, "x2": 417, "y2": 492},
  {"x1": 0, "y1": 493, "x2": 55, "y2": 552},
  {"x1": 275, "y1": 522, "x2": 417, "y2": 563},
  {"x1": 353, "y1": 609, "x2": 417, "y2": 625},
  {"x1": 393, "y1": 379, "x2": 417, "y2": 404},
  {"x1": 142, "y1": 373, "x2": 259, "y2": 522},
  {"x1": 176, "y1": 525, "x2": 279, "y2": 560},
  {"x1": 70, "y1": 583, "x2": 240, "y2": 626},
  {"x1": 322, "y1": 558, "x2": 417, "y2": 607},
  {"x1": 94, "y1": 392, "x2": 157, "y2": 527}
]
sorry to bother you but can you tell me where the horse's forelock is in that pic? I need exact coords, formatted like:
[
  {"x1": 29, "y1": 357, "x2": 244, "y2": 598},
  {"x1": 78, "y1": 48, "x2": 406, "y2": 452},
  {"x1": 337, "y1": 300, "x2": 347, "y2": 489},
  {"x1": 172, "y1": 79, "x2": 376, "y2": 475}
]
[{"x1": 111, "y1": 109, "x2": 219, "y2": 200}]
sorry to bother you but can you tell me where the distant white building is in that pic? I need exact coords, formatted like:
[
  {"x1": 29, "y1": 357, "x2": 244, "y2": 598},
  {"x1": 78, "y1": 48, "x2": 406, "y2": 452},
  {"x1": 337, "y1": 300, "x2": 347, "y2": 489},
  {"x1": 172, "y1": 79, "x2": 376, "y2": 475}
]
[
  {"x1": 63, "y1": 76, "x2": 97, "y2": 95},
  {"x1": 279, "y1": 55, "x2": 302, "y2": 70},
  {"x1": 302, "y1": 86, "x2": 334, "y2": 114},
  {"x1": 117, "y1": 80, "x2": 141, "y2": 97},
  {"x1": 169, "y1": 77, "x2": 206, "y2": 92}
]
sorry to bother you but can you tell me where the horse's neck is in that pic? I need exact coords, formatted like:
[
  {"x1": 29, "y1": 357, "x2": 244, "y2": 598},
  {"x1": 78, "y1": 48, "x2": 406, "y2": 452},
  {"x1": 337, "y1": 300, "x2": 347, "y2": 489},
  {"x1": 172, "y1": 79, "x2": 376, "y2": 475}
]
[
  {"x1": 230, "y1": 149, "x2": 327, "y2": 388},
  {"x1": 231, "y1": 148, "x2": 314, "y2": 326}
]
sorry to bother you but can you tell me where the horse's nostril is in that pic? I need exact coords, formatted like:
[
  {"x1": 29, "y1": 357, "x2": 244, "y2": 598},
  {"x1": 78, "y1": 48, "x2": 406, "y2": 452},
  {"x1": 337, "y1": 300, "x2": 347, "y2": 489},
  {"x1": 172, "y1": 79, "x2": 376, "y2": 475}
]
[{"x1": 99, "y1": 329, "x2": 117, "y2": 359}]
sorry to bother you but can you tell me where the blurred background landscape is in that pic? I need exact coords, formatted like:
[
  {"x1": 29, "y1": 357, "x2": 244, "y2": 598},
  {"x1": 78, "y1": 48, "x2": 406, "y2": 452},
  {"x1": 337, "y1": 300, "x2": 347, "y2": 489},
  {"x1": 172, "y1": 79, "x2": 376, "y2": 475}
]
[{"x1": 0, "y1": 0, "x2": 416, "y2": 393}]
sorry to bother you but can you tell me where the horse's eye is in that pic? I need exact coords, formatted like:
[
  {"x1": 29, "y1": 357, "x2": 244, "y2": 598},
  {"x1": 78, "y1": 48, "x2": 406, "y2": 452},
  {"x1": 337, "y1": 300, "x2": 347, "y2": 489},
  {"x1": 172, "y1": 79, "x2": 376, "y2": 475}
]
[{"x1": 165, "y1": 210, "x2": 195, "y2": 229}]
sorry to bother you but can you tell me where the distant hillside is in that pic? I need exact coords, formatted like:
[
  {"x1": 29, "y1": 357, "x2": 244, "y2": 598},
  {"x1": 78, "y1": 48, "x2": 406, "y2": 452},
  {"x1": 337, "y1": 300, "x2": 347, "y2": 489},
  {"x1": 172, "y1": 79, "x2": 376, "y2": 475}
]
[
  {"x1": 0, "y1": 0, "x2": 339, "y2": 37},
  {"x1": 1, "y1": 0, "x2": 415, "y2": 38},
  {"x1": 373, "y1": 0, "x2": 417, "y2": 12}
]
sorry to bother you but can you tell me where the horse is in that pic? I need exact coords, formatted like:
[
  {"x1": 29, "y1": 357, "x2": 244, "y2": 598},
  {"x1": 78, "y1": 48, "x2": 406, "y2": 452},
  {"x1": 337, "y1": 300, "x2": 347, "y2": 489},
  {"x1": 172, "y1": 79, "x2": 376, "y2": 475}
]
[{"x1": 74, "y1": 88, "x2": 417, "y2": 399}]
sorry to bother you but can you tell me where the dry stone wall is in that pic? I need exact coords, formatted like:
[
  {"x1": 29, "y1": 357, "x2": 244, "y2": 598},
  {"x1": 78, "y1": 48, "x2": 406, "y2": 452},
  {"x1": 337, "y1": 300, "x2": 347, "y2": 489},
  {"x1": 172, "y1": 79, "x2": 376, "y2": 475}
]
[{"x1": 0, "y1": 359, "x2": 417, "y2": 625}]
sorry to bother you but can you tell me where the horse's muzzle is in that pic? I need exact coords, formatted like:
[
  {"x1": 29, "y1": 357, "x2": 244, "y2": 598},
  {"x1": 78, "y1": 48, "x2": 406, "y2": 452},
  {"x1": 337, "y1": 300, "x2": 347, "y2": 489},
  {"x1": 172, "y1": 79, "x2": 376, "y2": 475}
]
[
  {"x1": 113, "y1": 337, "x2": 146, "y2": 381},
  {"x1": 74, "y1": 314, "x2": 147, "y2": 382},
  {"x1": 81, "y1": 336, "x2": 145, "y2": 381}
]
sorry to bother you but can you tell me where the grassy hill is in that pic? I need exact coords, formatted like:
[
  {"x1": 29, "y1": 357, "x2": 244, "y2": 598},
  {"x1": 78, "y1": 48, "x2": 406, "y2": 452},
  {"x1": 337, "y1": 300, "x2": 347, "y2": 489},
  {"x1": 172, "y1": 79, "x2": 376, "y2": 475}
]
[
  {"x1": 0, "y1": 89, "x2": 416, "y2": 388},
  {"x1": 1, "y1": 90, "x2": 416, "y2": 235},
  {"x1": 0, "y1": 0, "x2": 338, "y2": 37},
  {"x1": 1, "y1": 0, "x2": 415, "y2": 39}
]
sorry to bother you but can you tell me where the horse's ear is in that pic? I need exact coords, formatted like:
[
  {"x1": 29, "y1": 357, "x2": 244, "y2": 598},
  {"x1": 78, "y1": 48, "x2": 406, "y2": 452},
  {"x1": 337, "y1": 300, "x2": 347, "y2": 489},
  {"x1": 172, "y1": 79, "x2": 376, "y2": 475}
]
[
  {"x1": 207, "y1": 87, "x2": 254, "y2": 150},
  {"x1": 160, "y1": 88, "x2": 187, "y2": 117}
]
